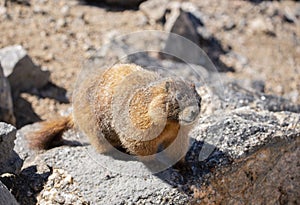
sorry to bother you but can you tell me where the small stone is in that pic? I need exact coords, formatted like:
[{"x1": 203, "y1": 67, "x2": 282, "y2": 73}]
[
  {"x1": 139, "y1": 0, "x2": 169, "y2": 23},
  {"x1": 248, "y1": 17, "x2": 275, "y2": 36},
  {"x1": 60, "y1": 5, "x2": 70, "y2": 17},
  {"x1": 0, "y1": 6, "x2": 7, "y2": 16},
  {"x1": 33, "y1": 6, "x2": 47, "y2": 15},
  {"x1": 223, "y1": 19, "x2": 236, "y2": 31},
  {"x1": 56, "y1": 18, "x2": 67, "y2": 28},
  {"x1": 44, "y1": 53, "x2": 54, "y2": 62},
  {"x1": 283, "y1": 7, "x2": 297, "y2": 23}
]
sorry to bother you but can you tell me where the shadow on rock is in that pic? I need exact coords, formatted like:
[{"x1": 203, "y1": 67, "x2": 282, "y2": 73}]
[
  {"x1": 191, "y1": 135, "x2": 300, "y2": 204},
  {"x1": 28, "y1": 82, "x2": 70, "y2": 104},
  {"x1": 78, "y1": 0, "x2": 145, "y2": 11},
  {"x1": 13, "y1": 82, "x2": 70, "y2": 128},
  {"x1": 199, "y1": 36, "x2": 234, "y2": 72},
  {"x1": 155, "y1": 140, "x2": 232, "y2": 195},
  {"x1": 13, "y1": 96, "x2": 41, "y2": 129},
  {"x1": 1, "y1": 165, "x2": 52, "y2": 205}
]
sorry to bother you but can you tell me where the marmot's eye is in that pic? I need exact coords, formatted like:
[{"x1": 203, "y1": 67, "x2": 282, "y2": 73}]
[{"x1": 176, "y1": 93, "x2": 183, "y2": 101}]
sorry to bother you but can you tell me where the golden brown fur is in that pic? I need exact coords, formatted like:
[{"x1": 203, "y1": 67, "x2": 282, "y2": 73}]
[
  {"x1": 28, "y1": 116, "x2": 74, "y2": 150},
  {"x1": 27, "y1": 64, "x2": 201, "y2": 162}
]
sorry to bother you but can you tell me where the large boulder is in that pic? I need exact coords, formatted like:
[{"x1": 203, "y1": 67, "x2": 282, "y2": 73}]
[
  {"x1": 0, "y1": 45, "x2": 50, "y2": 93},
  {"x1": 191, "y1": 108, "x2": 300, "y2": 160},
  {"x1": 0, "y1": 123, "x2": 22, "y2": 175},
  {"x1": 14, "y1": 106, "x2": 300, "y2": 204},
  {"x1": 15, "y1": 127, "x2": 190, "y2": 204},
  {"x1": 0, "y1": 63, "x2": 15, "y2": 125},
  {"x1": 193, "y1": 136, "x2": 300, "y2": 204}
]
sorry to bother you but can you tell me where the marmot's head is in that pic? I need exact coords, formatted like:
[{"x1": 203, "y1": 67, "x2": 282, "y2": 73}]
[{"x1": 165, "y1": 80, "x2": 201, "y2": 125}]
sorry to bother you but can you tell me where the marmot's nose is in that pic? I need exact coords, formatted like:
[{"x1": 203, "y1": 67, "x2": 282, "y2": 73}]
[
  {"x1": 191, "y1": 110, "x2": 196, "y2": 117},
  {"x1": 189, "y1": 107, "x2": 199, "y2": 119}
]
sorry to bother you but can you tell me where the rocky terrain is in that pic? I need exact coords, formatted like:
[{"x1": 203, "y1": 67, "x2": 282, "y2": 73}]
[{"x1": 0, "y1": 0, "x2": 299, "y2": 204}]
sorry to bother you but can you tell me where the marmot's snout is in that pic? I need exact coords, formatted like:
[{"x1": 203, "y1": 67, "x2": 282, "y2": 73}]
[{"x1": 179, "y1": 105, "x2": 200, "y2": 124}]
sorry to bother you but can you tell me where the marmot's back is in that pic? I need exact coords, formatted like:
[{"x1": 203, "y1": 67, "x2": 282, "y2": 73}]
[{"x1": 73, "y1": 64, "x2": 161, "y2": 152}]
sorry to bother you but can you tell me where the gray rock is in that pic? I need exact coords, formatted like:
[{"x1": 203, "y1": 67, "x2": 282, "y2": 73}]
[
  {"x1": 163, "y1": 3, "x2": 203, "y2": 65},
  {"x1": 0, "y1": 123, "x2": 22, "y2": 175},
  {"x1": 15, "y1": 106, "x2": 300, "y2": 204},
  {"x1": 0, "y1": 180, "x2": 18, "y2": 205},
  {"x1": 15, "y1": 127, "x2": 190, "y2": 204},
  {"x1": 194, "y1": 135, "x2": 300, "y2": 204},
  {"x1": 139, "y1": 0, "x2": 169, "y2": 23},
  {"x1": 161, "y1": 2, "x2": 232, "y2": 72},
  {"x1": 212, "y1": 79, "x2": 300, "y2": 113},
  {"x1": 0, "y1": 45, "x2": 50, "y2": 92},
  {"x1": 0, "y1": 63, "x2": 15, "y2": 125},
  {"x1": 191, "y1": 108, "x2": 300, "y2": 159}
]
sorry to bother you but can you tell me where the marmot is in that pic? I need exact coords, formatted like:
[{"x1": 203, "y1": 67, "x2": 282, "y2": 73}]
[{"x1": 28, "y1": 64, "x2": 201, "y2": 162}]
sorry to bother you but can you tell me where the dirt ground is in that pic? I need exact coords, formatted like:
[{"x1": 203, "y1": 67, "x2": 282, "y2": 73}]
[{"x1": 0, "y1": 0, "x2": 299, "y2": 127}]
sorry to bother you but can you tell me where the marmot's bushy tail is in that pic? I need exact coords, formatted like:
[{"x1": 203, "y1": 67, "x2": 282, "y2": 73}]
[{"x1": 27, "y1": 115, "x2": 74, "y2": 150}]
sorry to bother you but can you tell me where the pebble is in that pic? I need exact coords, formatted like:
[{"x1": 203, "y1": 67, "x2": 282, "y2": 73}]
[
  {"x1": 139, "y1": 0, "x2": 169, "y2": 24},
  {"x1": 248, "y1": 17, "x2": 275, "y2": 36},
  {"x1": 56, "y1": 18, "x2": 67, "y2": 29},
  {"x1": 283, "y1": 6, "x2": 297, "y2": 23},
  {"x1": 61, "y1": 5, "x2": 70, "y2": 17}
]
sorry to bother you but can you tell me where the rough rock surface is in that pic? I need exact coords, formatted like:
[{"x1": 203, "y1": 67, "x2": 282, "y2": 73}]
[
  {"x1": 15, "y1": 128, "x2": 190, "y2": 205},
  {"x1": 37, "y1": 168, "x2": 88, "y2": 205},
  {"x1": 0, "y1": 123, "x2": 22, "y2": 175},
  {"x1": 0, "y1": 180, "x2": 19, "y2": 205},
  {"x1": 0, "y1": 45, "x2": 50, "y2": 92},
  {"x1": 193, "y1": 136, "x2": 300, "y2": 205},
  {"x1": 192, "y1": 108, "x2": 300, "y2": 159},
  {"x1": 0, "y1": 63, "x2": 15, "y2": 125},
  {"x1": 203, "y1": 79, "x2": 300, "y2": 115}
]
